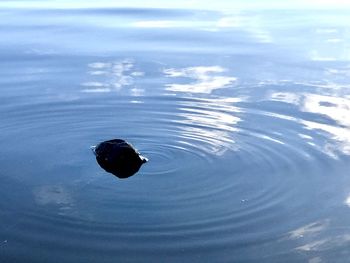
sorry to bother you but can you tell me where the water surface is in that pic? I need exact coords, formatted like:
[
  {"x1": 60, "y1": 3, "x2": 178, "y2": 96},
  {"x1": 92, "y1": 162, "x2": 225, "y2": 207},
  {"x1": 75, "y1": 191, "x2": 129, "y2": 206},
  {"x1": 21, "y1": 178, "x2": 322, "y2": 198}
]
[{"x1": 1, "y1": 3, "x2": 350, "y2": 263}]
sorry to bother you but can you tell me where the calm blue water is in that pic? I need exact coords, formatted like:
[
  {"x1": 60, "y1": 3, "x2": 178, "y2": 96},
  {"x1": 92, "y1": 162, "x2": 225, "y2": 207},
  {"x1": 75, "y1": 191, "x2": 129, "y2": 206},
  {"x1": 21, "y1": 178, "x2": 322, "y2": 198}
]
[{"x1": 1, "y1": 3, "x2": 350, "y2": 262}]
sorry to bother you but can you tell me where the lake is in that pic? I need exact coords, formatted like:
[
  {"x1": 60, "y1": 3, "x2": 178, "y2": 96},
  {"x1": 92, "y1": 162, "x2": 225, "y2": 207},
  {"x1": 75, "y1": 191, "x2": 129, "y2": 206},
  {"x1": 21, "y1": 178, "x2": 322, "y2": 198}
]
[{"x1": 1, "y1": 2, "x2": 350, "y2": 262}]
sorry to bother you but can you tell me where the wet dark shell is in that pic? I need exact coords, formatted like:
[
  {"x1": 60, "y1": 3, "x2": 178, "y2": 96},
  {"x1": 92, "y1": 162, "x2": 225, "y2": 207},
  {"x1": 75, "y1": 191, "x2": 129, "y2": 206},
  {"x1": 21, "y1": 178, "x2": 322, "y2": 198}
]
[{"x1": 93, "y1": 139, "x2": 147, "y2": 179}]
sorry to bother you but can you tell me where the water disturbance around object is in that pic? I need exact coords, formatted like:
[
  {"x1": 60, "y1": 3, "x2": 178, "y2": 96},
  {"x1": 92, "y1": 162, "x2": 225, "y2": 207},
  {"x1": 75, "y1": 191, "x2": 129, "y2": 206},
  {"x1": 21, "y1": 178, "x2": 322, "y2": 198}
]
[{"x1": 1, "y1": 3, "x2": 350, "y2": 263}]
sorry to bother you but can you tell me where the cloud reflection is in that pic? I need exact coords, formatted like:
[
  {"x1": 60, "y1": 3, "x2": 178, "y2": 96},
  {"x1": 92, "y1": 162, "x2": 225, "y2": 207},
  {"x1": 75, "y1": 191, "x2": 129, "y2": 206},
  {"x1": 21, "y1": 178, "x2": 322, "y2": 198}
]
[
  {"x1": 164, "y1": 66, "x2": 236, "y2": 94},
  {"x1": 34, "y1": 185, "x2": 74, "y2": 215},
  {"x1": 288, "y1": 218, "x2": 350, "y2": 261},
  {"x1": 326, "y1": 66, "x2": 350, "y2": 78},
  {"x1": 81, "y1": 59, "x2": 144, "y2": 95},
  {"x1": 174, "y1": 97, "x2": 242, "y2": 155},
  {"x1": 289, "y1": 220, "x2": 330, "y2": 239},
  {"x1": 310, "y1": 25, "x2": 350, "y2": 62},
  {"x1": 301, "y1": 94, "x2": 350, "y2": 157},
  {"x1": 131, "y1": 11, "x2": 274, "y2": 43},
  {"x1": 270, "y1": 90, "x2": 350, "y2": 157},
  {"x1": 132, "y1": 20, "x2": 200, "y2": 28},
  {"x1": 345, "y1": 195, "x2": 350, "y2": 207},
  {"x1": 217, "y1": 13, "x2": 273, "y2": 43},
  {"x1": 310, "y1": 50, "x2": 337, "y2": 62}
]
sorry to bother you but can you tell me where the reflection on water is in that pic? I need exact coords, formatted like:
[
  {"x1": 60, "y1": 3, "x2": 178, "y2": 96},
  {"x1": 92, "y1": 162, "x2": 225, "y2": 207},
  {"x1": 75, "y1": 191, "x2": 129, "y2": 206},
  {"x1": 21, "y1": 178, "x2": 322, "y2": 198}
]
[
  {"x1": 34, "y1": 185, "x2": 74, "y2": 216},
  {"x1": 34, "y1": 185, "x2": 72, "y2": 206},
  {"x1": 302, "y1": 94, "x2": 350, "y2": 156},
  {"x1": 175, "y1": 97, "x2": 241, "y2": 155},
  {"x1": 81, "y1": 59, "x2": 144, "y2": 94},
  {"x1": 287, "y1": 218, "x2": 350, "y2": 263},
  {"x1": 270, "y1": 89, "x2": 350, "y2": 157},
  {"x1": 164, "y1": 66, "x2": 236, "y2": 94},
  {"x1": 1, "y1": 3, "x2": 350, "y2": 263}
]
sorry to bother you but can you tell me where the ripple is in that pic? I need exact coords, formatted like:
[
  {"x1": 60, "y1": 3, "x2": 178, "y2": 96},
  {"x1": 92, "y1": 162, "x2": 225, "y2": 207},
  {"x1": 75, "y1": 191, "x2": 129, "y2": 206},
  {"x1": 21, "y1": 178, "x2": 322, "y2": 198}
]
[{"x1": 1, "y1": 92, "x2": 348, "y2": 261}]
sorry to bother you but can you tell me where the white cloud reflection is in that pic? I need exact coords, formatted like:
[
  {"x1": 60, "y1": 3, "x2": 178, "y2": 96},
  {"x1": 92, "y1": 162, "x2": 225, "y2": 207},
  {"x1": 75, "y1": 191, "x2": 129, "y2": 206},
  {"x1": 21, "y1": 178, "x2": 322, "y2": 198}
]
[
  {"x1": 81, "y1": 87, "x2": 111, "y2": 93},
  {"x1": 310, "y1": 26, "x2": 350, "y2": 62},
  {"x1": 310, "y1": 50, "x2": 337, "y2": 62},
  {"x1": 326, "y1": 66, "x2": 350, "y2": 78},
  {"x1": 81, "y1": 59, "x2": 144, "y2": 95},
  {"x1": 34, "y1": 185, "x2": 74, "y2": 216},
  {"x1": 288, "y1": 218, "x2": 350, "y2": 262},
  {"x1": 175, "y1": 97, "x2": 242, "y2": 155},
  {"x1": 164, "y1": 66, "x2": 236, "y2": 94},
  {"x1": 302, "y1": 94, "x2": 350, "y2": 127},
  {"x1": 326, "y1": 38, "x2": 343, "y2": 43},
  {"x1": 217, "y1": 13, "x2": 273, "y2": 43},
  {"x1": 131, "y1": 11, "x2": 274, "y2": 43},
  {"x1": 289, "y1": 220, "x2": 330, "y2": 240},
  {"x1": 345, "y1": 195, "x2": 350, "y2": 207},
  {"x1": 132, "y1": 20, "x2": 202, "y2": 28},
  {"x1": 270, "y1": 90, "x2": 350, "y2": 157},
  {"x1": 301, "y1": 95, "x2": 350, "y2": 157}
]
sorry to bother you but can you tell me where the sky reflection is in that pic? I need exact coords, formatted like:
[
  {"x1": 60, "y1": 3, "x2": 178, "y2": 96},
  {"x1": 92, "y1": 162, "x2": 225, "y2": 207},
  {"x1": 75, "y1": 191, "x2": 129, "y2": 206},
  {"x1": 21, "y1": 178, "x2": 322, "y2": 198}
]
[
  {"x1": 270, "y1": 89, "x2": 350, "y2": 157},
  {"x1": 2, "y1": 2, "x2": 350, "y2": 262},
  {"x1": 81, "y1": 59, "x2": 144, "y2": 94},
  {"x1": 301, "y1": 93, "x2": 350, "y2": 157},
  {"x1": 175, "y1": 97, "x2": 242, "y2": 155},
  {"x1": 288, "y1": 218, "x2": 350, "y2": 262},
  {"x1": 164, "y1": 66, "x2": 236, "y2": 94},
  {"x1": 34, "y1": 184, "x2": 74, "y2": 216},
  {"x1": 2, "y1": 0, "x2": 350, "y2": 10}
]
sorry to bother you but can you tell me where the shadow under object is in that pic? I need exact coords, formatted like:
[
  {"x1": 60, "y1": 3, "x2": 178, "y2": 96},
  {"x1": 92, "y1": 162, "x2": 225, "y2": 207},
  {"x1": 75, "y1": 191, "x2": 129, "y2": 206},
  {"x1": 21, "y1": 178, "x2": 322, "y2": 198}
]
[{"x1": 92, "y1": 139, "x2": 148, "y2": 179}]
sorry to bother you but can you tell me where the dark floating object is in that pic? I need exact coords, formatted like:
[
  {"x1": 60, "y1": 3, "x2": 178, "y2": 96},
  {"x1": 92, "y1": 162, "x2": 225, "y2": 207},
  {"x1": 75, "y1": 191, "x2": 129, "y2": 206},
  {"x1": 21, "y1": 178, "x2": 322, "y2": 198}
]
[{"x1": 92, "y1": 139, "x2": 148, "y2": 179}]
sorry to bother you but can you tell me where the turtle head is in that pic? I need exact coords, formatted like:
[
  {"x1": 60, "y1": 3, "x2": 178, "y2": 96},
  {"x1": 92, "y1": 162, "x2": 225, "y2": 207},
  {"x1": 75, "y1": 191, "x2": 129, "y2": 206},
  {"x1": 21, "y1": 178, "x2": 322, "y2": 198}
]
[
  {"x1": 139, "y1": 155, "x2": 148, "y2": 164},
  {"x1": 90, "y1": 145, "x2": 97, "y2": 156}
]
